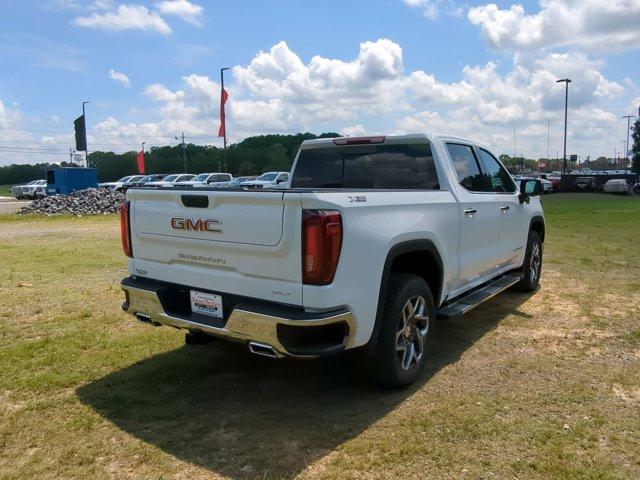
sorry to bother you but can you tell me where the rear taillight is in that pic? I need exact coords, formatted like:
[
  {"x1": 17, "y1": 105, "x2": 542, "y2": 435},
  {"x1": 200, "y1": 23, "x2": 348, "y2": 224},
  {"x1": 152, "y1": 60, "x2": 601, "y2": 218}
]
[
  {"x1": 302, "y1": 210, "x2": 342, "y2": 285},
  {"x1": 120, "y1": 201, "x2": 133, "y2": 258}
]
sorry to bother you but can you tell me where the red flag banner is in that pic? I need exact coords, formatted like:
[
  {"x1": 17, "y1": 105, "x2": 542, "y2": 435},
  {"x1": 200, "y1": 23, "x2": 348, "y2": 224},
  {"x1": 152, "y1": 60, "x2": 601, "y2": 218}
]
[
  {"x1": 218, "y1": 88, "x2": 229, "y2": 138},
  {"x1": 136, "y1": 150, "x2": 145, "y2": 174}
]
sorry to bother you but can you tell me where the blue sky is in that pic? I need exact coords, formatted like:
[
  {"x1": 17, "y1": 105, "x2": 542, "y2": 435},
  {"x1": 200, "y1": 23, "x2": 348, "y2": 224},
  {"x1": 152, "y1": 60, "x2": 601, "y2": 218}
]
[{"x1": 1, "y1": 0, "x2": 639, "y2": 165}]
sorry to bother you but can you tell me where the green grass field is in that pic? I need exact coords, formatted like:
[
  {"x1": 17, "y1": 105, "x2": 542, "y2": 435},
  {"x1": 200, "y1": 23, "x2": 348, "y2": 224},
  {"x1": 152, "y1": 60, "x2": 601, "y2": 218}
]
[
  {"x1": 0, "y1": 185, "x2": 11, "y2": 197},
  {"x1": 0, "y1": 194, "x2": 639, "y2": 479}
]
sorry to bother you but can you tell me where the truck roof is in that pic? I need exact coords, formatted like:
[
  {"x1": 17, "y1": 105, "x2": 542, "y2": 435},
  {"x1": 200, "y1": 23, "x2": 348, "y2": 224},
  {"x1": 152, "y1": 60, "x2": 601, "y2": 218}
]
[{"x1": 300, "y1": 133, "x2": 479, "y2": 148}]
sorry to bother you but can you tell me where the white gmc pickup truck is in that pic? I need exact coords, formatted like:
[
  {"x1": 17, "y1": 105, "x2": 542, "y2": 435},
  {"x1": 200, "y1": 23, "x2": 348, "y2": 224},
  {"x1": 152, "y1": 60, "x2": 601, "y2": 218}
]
[{"x1": 120, "y1": 134, "x2": 545, "y2": 388}]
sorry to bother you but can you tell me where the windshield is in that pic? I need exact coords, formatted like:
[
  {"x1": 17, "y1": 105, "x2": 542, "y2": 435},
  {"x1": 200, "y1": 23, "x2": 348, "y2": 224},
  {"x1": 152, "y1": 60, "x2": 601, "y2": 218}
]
[
  {"x1": 162, "y1": 175, "x2": 178, "y2": 182},
  {"x1": 177, "y1": 174, "x2": 195, "y2": 181},
  {"x1": 257, "y1": 173, "x2": 278, "y2": 181},
  {"x1": 193, "y1": 173, "x2": 210, "y2": 181},
  {"x1": 117, "y1": 176, "x2": 132, "y2": 183}
]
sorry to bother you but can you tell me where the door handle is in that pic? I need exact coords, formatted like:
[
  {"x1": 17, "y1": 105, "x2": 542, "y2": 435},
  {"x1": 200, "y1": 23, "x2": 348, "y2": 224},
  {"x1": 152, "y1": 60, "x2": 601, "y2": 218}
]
[
  {"x1": 464, "y1": 208, "x2": 477, "y2": 217},
  {"x1": 500, "y1": 205, "x2": 510, "y2": 213}
]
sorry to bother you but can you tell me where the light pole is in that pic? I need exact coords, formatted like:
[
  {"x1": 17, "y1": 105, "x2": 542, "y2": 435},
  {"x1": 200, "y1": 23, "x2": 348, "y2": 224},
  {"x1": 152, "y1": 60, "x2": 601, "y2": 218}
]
[
  {"x1": 82, "y1": 101, "x2": 90, "y2": 164},
  {"x1": 622, "y1": 115, "x2": 636, "y2": 170},
  {"x1": 175, "y1": 133, "x2": 187, "y2": 172},
  {"x1": 556, "y1": 79, "x2": 571, "y2": 174},
  {"x1": 220, "y1": 67, "x2": 230, "y2": 172}
]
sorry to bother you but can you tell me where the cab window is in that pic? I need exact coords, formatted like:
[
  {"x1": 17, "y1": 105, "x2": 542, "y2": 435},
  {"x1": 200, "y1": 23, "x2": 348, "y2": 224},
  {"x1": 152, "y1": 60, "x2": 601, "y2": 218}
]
[
  {"x1": 477, "y1": 149, "x2": 516, "y2": 193},
  {"x1": 446, "y1": 143, "x2": 486, "y2": 192}
]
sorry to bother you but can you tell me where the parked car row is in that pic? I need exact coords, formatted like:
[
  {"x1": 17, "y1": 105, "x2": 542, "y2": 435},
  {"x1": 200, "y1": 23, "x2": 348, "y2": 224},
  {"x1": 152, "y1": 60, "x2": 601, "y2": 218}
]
[{"x1": 97, "y1": 171, "x2": 290, "y2": 191}]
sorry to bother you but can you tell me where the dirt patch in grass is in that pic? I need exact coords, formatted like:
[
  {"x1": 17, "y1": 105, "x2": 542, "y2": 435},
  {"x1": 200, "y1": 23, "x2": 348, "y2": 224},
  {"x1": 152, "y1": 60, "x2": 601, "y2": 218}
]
[{"x1": 1, "y1": 194, "x2": 639, "y2": 479}]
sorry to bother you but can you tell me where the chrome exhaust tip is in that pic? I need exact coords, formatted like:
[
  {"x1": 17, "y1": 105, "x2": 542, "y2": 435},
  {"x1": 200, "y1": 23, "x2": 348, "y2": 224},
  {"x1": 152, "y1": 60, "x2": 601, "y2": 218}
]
[
  {"x1": 135, "y1": 313, "x2": 161, "y2": 326},
  {"x1": 248, "y1": 341, "x2": 279, "y2": 358},
  {"x1": 136, "y1": 313, "x2": 152, "y2": 323}
]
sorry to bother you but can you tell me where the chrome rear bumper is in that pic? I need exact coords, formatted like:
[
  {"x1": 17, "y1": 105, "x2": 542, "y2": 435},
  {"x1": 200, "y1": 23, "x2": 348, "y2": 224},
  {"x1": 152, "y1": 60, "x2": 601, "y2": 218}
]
[{"x1": 121, "y1": 277, "x2": 356, "y2": 358}]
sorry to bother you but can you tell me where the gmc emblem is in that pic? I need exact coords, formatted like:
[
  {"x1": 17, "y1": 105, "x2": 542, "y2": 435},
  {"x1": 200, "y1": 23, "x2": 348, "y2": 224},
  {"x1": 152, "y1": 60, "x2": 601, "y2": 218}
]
[{"x1": 170, "y1": 217, "x2": 222, "y2": 233}]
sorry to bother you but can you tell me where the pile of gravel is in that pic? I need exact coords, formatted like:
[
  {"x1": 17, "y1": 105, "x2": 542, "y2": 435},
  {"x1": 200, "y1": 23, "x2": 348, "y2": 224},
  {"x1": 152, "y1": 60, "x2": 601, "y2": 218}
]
[{"x1": 19, "y1": 188, "x2": 126, "y2": 216}]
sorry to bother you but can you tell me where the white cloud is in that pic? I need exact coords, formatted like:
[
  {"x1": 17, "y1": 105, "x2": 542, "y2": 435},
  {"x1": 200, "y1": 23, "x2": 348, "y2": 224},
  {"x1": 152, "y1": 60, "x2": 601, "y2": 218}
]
[
  {"x1": 5, "y1": 38, "x2": 631, "y2": 165},
  {"x1": 339, "y1": 125, "x2": 368, "y2": 137},
  {"x1": 402, "y1": 0, "x2": 463, "y2": 20},
  {"x1": 139, "y1": 40, "x2": 629, "y2": 158},
  {"x1": 155, "y1": 0, "x2": 203, "y2": 26},
  {"x1": 468, "y1": 0, "x2": 640, "y2": 52},
  {"x1": 108, "y1": 68, "x2": 130, "y2": 87},
  {"x1": 74, "y1": 4, "x2": 172, "y2": 34}
]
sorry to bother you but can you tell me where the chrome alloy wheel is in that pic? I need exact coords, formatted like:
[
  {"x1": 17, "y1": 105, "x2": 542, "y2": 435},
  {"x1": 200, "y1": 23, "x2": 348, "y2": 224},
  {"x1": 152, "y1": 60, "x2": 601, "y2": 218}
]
[
  {"x1": 530, "y1": 241, "x2": 542, "y2": 282},
  {"x1": 396, "y1": 295, "x2": 429, "y2": 371}
]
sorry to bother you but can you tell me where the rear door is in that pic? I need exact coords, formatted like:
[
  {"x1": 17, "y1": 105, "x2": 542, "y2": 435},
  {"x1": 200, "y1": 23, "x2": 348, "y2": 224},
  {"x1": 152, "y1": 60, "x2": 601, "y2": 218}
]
[
  {"x1": 445, "y1": 143, "x2": 501, "y2": 286},
  {"x1": 128, "y1": 188, "x2": 303, "y2": 305}
]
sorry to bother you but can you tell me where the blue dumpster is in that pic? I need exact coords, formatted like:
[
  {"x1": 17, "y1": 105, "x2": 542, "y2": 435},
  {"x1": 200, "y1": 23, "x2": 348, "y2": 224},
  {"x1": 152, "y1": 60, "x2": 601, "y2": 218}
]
[{"x1": 46, "y1": 168, "x2": 98, "y2": 195}]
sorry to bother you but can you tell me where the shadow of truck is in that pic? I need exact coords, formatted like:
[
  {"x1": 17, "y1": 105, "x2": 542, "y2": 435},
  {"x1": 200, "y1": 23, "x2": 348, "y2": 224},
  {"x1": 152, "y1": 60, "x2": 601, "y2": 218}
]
[{"x1": 77, "y1": 291, "x2": 532, "y2": 479}]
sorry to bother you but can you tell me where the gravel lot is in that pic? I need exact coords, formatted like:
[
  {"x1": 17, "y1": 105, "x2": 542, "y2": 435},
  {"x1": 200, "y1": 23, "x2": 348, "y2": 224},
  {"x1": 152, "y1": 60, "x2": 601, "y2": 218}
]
[{"x1": 0, "y1": 200, "x2": 31, "y2": 215}]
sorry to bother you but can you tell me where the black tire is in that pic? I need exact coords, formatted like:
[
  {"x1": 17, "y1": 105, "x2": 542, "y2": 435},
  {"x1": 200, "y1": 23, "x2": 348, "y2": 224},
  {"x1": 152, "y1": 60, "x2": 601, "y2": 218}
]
[
  {"x1": 370, "y1": 274, "x2": 435, "y2": 389},
  {"x1": 185, "y1": 330, "x2": 215, "y2": 345},
  {"x1": 513, "y1": 231, "x2": 543, "y2": 292}
]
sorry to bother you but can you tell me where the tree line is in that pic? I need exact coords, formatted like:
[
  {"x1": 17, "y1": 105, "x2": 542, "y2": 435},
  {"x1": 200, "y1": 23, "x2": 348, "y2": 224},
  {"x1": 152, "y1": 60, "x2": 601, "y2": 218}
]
[
  {"x1": 2, "y1": 129, "x2": 639, "y2": 186},
  {"x1": 0, "y1": 132, "x2": 339, "y2": 184}
]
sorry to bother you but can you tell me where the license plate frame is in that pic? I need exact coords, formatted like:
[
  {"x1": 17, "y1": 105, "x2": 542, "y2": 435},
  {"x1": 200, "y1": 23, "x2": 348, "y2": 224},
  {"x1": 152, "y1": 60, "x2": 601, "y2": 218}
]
[{"x1": 190, "y1": 290, "x2": 223, "y2": 319}]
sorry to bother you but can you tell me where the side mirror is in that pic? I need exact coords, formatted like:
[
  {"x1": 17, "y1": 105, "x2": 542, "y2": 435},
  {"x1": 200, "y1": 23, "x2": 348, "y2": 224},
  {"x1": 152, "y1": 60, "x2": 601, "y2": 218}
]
[{"x1": 519, "y1": 179, "x2": 543, "y2": 203}]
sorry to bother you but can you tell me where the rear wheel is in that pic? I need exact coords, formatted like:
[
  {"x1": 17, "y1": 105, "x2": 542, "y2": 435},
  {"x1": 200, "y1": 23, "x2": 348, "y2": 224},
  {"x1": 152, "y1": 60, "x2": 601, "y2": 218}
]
[
  {"x1": 370, "y1": 274, "x2": 435, "y2": 389},
  {"x1": 514, "y1": 231, "x2": 543, "y2": 292}
]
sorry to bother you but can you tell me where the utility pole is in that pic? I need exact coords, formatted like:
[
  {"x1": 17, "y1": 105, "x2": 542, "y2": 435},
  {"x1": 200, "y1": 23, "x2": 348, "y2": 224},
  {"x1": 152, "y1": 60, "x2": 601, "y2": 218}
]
[
  {"x1": 220, "y1": 67, "x2": 230, "y2": 172},
  {"x1": 546, "y1": 119, "x2": 550, "y2": 161},
  {"x1": 69, "y1": 148, "x2": 73, "y2": 165},
  {"x1": 556, "y1": 79, "x2": 571, "y2": 174},
  {"x1": 622, "y1": 115, "x2": 636, "y2": 171},
  {"x1": 82, "y1": 101, "x2": 89, "y2": 165},
  {"x1": 175, "y1": 133, "x2": 187, "y2": 172}
]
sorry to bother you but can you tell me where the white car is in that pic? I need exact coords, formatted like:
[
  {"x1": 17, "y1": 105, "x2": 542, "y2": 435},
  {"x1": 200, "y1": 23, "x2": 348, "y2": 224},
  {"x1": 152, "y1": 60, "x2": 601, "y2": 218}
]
[
  {"x1": 174, "y1": 173, "x2": 233, "y2": 188},
  {"x1": 10, "y1": 179, "x2": 47, "y2": 199},
  {"x1": 120, "y1": 134, "x2": 545, "y2": 388},
  {"x1": 145, "y1": 174, "x2": 196, "y2": 188},
  {"x1": 99, "y1": 175, "x2": 145, "y2": 191},
  {"x1": 603, "y1": 178, "x2": 629, "y2": 194},
  {"x1": 241, "y1": 171, "x2": 290, "y2": 189}
]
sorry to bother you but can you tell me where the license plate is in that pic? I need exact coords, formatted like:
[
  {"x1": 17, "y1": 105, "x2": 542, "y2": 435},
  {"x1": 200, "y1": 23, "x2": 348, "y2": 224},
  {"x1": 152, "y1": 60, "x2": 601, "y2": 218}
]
[{"x1": 190, "y1": 290, "x2": 223, "y2": 319}]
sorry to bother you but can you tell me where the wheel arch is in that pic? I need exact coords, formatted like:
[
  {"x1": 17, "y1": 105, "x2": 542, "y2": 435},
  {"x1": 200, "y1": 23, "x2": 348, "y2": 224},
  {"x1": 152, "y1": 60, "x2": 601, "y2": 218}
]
[
  {"x1": 367, "y1": 240, "x2": 444, "y2": 350},
  {"x1": 529, "y1": 215, "x2": 545, "y2": 242}
]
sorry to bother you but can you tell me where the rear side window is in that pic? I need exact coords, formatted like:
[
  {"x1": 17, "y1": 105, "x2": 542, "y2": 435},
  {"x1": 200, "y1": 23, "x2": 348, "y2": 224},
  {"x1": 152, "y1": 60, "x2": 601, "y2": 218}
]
[
  {"x1": 291, "y1": 144, "x2": 439, "y2": 189},
  {"x1": 446, "y1": 143, "x2": 485, "y2": 192},
  {"x1": 477, "y1": 149, "x2": 516, "y2": 193},
  {"x1": 210, "y1": 174, "x2": 231, "y2": 182}
]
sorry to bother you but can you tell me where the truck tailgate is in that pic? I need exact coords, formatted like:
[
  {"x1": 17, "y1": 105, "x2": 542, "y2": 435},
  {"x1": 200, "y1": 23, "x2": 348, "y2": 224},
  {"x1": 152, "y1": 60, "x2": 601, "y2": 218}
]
[{"x1": 128, "y1": 188, "x2": 303, "y2": 305}]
